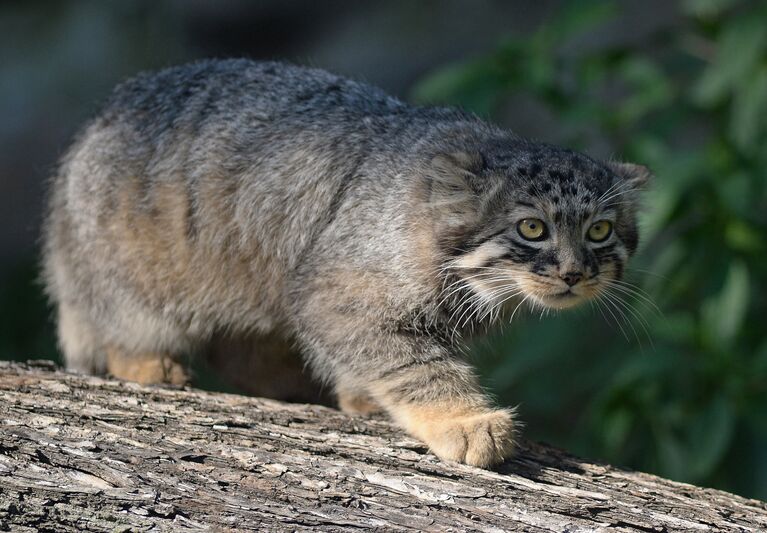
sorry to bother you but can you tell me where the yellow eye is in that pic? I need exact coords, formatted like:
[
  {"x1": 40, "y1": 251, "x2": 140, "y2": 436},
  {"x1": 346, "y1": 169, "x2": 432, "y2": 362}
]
[
  {"x1": 588, "y1": 220, "x2": 613, "y2": 242},
  {"x1": 517, "y1": 218, "x2": 547, "y2": 241}
]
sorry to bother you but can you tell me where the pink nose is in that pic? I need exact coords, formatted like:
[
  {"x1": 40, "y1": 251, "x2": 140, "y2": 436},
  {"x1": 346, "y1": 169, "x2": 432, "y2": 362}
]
[{"x1": 561, "y1": 272, "x2": 583, "y2": 287}]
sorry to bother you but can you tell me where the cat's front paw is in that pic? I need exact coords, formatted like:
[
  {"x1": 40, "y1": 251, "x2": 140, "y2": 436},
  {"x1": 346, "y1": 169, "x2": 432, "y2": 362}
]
[{"x1": 405, "y1": 407, "x2": 516, "y2": 468}]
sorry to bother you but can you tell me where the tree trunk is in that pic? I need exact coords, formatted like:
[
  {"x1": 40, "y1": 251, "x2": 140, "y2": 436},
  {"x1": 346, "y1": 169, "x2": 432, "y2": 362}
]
[{"x1": 1, "y1": 360, "x2": 765, "y2": 532}]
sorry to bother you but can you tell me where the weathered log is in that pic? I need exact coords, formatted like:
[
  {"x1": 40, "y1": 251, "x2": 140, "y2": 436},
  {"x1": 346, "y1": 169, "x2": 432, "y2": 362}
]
[{"x1": 0, "y1": 360, "x2": 765, "y2": 532}]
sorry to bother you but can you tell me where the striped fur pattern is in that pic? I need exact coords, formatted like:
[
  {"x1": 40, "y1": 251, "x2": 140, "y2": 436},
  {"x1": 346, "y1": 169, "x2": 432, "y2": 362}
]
[{"x1": 43, "y1": 59, "x2": 649, "y2": 467}]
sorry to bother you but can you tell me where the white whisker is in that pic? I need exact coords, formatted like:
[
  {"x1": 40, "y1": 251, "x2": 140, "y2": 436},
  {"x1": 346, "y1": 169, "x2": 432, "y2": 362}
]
[
  {"x1": 595, "y1": 292, "x2": 630, "y2": 342},
  {"x1": 602, "y1": 279, "x2": 663, "y2": 318},
  {"x1": 603, "y1": 288, "x2": 653, "y2": 348},
  {"x1": 600, "y1": 289, "x2": 645, "y2": 347}
]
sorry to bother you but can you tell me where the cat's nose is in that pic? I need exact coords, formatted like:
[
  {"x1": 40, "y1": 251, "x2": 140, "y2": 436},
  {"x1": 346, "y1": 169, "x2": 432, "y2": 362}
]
[{"x1": 561, "y1": 271, "x2": 583, "y2": 287}]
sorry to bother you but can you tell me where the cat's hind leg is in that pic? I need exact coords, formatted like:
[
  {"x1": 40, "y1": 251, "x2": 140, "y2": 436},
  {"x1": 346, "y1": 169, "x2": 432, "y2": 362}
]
[
  {"x1": 57, "y1": 302, "x2": 107, "y2": 375},
  {"x1": 106, "y1": 346, "x2": 189, "y2": 386},
  {"x1": 57, "y1": 301, "x2": 190, "y2": 386}
]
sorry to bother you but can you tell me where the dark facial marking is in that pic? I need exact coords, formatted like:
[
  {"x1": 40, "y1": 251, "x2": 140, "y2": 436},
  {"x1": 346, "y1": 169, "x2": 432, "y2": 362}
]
[
  {"x1": 621, "y1": 226, "x2": 639, "y2": 254},
  {"x1": 451, "y1": 226, "x2": 510, "y2": 256},
  {"x1": 594, "y1": 245, "x2": 621, "y2": 268},
  {"x1": 531, "y1": 249, "x2": 559, "y2": 274},
  {"x1": 613, "y1": 261, "x2": 624, "y2": 280},
  {"x1": 584, "y1": 252, "x2": 599, "y2": 276},
  {"x1": 496, "y1": 239, "x2": 539, "y2": 263}
]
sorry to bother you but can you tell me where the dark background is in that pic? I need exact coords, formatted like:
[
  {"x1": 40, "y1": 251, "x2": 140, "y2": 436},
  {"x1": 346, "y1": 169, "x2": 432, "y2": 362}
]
[{"x1": 3, "y1": 0, "x2": 766, "y2": 500}]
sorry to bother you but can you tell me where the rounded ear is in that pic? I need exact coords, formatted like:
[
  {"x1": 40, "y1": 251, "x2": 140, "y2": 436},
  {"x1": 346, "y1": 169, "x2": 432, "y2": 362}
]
[
  {"x1": 431, "y1": 150, "x2": 483, "y2": 176},
  {"x1": 430, "y1": 151, "x2": 486, "y2": 195},
  {"x1": 426, "y1": 151, "x2": 487, "y2": 227},
  {"x1": 608, "y1": 162, "x2": 653, "y2": 190}
]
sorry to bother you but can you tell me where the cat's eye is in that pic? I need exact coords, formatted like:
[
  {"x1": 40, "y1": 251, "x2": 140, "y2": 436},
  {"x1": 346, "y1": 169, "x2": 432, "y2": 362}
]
[
  {"x1": 587, "y1": 220, "x2": 613, "y2": 242},
  {"x1": 517, "y1": 218, "x2": 547, "y2": 241}
]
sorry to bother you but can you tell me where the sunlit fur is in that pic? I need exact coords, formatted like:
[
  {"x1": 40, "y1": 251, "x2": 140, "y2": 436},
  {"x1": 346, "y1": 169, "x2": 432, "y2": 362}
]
[{"x1": 43, "y1": 59, "x2": 651, "y2": 468}]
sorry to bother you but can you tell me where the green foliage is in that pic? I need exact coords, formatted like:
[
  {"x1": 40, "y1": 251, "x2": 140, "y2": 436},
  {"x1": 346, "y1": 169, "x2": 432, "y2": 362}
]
[{"x1": 413, "y1": 0, "x2": 767, "y2": 500}]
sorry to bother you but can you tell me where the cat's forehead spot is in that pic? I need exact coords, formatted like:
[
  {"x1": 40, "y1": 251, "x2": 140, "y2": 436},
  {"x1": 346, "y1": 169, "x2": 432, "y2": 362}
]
[
  {"x1": 502, "y1": 146, "x2": 626, "y2": 215},
  {"x1": 510, "y1": 165, "x2": 614, "y2": 199},
  {"x1": 569, "y1": 154, "x2": 586, "y2": 171},
  {"x1": 517, "y1": 182, "x2": 602, "y2": 226},
  {"x1": 530, "y1": 149, "x2": 616, "y2": 193}
]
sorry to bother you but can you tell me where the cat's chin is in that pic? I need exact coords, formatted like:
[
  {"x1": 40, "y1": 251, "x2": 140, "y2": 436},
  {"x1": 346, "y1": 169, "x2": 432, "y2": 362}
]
[{"x1": 535, "y1": 290, "x2": 588, "y2": 310}]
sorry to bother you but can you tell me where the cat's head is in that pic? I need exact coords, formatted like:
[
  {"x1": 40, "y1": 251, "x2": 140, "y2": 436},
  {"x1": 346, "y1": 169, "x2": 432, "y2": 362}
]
[{"x1": 429, "y1": 138, "x2": 650, "y2": 320}]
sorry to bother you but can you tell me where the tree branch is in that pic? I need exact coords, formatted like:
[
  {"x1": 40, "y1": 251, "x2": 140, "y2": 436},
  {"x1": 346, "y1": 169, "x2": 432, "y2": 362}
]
[{"x1": 1, "y1": 360, "x2": 765, "y2": 532}]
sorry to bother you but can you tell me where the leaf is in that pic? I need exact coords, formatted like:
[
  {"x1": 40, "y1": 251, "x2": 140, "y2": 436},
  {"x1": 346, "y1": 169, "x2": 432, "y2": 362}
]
[
  {"x1": 693, "y1": 17, "x2": 767, "y2": 106},
  {"x1": 655, "y1": 312, "x2": 697, "y2": 343},
  {"x1": 753, "y1": 339, "x2": 767, "y2": 376},
  {"x1": 685, "y1": 395, "x2": 735, "y2": 479},
  {"x1": 715, "y1": 260, "x2": 750, "y2": 344},
  {"x1": 729, "y1": 66, "x2": 767, "y2": 152},
  {"x1": 716, "y1": 172, "x2": 751, "y2": 213},
  {"x1": 602, "y1": 407, "x2": 634, "y2": 457},
  {"x1": 656, "y1": 430, "x2": 687, "y2": 480},
  {"x1": 410, "y1": 60, "x2": 505, "y2": 116},
  {"x1": 682, "y1": 0, "x2": 739, "y2": 17},
  {"x1": 541, "y1": 0, "x2": 617, "y2": 44},
  {"x1": 702, "y1": 260, "x2": 750, "y2": 349},
  {"x1": 636, "y1": 150, "x2": 706, "y2": 242},
  {"x1": 616, "y1": 57, "x2": 674, "y2": 125},
  {"x1": 725, "y1": 219, "x2": 764, "y2": 253},
  {"x1": 607, "y1": 348, "x2": 676, "y2": 390}
]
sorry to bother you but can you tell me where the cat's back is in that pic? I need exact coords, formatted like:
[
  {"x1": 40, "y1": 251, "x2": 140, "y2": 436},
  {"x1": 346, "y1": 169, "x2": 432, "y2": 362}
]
[
  {"x1": 45, "y1": 59, "x2": 411, "y2": 326},
  {"x1": 97, "y1": 59, "x2": 404, "y2": 143},
  {"x1": 54, "y1": 58, "x2": 408, "y2": 242}
]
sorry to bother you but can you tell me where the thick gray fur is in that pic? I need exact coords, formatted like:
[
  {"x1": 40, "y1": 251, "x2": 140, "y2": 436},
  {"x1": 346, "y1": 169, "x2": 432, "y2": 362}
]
[{"x1": 43, "y1": 59, "x2": 648, "y2": 467}]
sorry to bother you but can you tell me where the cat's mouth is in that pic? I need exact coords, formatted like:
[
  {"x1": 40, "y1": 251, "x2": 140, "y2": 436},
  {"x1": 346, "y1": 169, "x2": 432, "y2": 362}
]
[
  {"x1": 528, "y1": 278, "x2": 604, "y2": 310},
  {"x1": 537, "y1": 288, "x2": 586, "y2": 309},
  {"x1": 552, "y1": 289, "x2": 576, "y2": 299}
]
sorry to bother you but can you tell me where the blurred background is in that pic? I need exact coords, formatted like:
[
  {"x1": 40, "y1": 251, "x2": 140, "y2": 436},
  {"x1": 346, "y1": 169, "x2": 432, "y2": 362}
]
[{"x1": 2, "y1": 0, "x2": 766, "y2": 500}]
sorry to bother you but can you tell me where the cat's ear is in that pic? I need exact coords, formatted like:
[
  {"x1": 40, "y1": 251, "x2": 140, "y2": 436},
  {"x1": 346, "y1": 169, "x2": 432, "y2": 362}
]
[
  {"x1": 426, "y1": 151, "x2": 487, "y2": 225},
  {"x1": 429, "y1": 151, "x2": 487, "y2": 196},
  {"x1": 609, "y1": 162, "x2": 653, "y2": 191}
]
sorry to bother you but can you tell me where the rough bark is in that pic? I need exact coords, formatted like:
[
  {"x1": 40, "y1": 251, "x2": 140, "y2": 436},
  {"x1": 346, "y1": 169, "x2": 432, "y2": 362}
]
[{"x1": 0, "y1": 360, "x2": 765, "y2": 532}]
